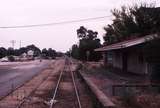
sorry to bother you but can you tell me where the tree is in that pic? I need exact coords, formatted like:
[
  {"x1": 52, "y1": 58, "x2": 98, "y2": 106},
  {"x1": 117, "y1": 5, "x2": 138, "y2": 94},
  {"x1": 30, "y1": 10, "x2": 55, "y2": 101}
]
[
  {"x1": 0, "y1": 47, "x2": 7, "y2": 58},
  {"x1": 0, "y1": 44, "x2": 58, "y2": 60},
  {"x1": 71, "y1": 44, "x2": 79, "y2": 59},
  {"x1": 48, "y1": 48, "x2": 56, "y2": 59},
  {"x1": 41, "y1": 48, "x2": 56, "y2": 59},
  {"x1": 19, "y1": 47, "x2": 27, "y2": 55},
  {"x1": 103, "y1": 3, "x2": 160, "y2": 45},
  {"x1": 26, "y1": 45, "x2": 41, "y2": 57},
  {"x1": 71, "y1": 26, "x2": 102, "y2": 61},
  {"x1": 42, "y1": 48, "x2": 48, "y2": 59},
  {"x1": 7, "y1": 47, "x2": 15, "y2": 56},
  {"x1": 77, "y1": 26, "x2": 87, "y2": 39}
]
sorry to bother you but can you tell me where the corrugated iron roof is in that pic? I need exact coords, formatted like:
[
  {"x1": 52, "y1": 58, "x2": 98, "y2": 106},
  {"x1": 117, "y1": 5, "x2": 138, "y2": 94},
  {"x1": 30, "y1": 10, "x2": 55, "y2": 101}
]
[{"x1": 95, "y1": 34, "x2": 159, "y2": 52}]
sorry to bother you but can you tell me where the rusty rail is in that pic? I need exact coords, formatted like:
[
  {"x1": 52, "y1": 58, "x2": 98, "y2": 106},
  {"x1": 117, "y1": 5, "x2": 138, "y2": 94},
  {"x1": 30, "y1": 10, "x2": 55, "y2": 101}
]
[
  {"x1": 50, "y1": 57, "x2": 82, "y2": 108},
  {"x1": 69, "y1": 59, "x2": 82, "y2": 108},
  {"x1": 49, "y1": 61, "x2": 65, "y2": 108}
]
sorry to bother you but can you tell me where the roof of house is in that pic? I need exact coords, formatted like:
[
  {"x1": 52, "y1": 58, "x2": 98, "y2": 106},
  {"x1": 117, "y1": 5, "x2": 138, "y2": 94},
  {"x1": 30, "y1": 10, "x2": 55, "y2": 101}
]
[{"x1": 95, "y1": 34, "x2": 159, "y2": 52}]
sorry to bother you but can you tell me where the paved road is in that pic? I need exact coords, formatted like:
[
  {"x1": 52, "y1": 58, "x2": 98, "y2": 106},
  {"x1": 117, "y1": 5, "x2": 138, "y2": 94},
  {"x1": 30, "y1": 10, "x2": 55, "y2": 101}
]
[{"x1": 0, "y1": 60, "x2": 53, "y2": 99}]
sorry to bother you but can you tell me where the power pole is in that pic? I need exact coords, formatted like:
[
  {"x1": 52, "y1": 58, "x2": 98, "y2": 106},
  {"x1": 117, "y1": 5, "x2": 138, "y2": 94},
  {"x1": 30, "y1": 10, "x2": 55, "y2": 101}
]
[
  {"x1": 10, "y1": 40, "x2": 16, "y2": 49},
  {"x1": 19, "y1": 40, "x2": 21, "y2": 49}
]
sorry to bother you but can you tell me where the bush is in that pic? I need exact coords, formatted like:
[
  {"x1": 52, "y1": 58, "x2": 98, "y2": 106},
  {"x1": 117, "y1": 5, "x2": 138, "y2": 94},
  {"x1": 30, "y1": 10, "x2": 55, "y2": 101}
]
[{"x1": 8, "y1": 56, "x2": 15, "y2": 62}]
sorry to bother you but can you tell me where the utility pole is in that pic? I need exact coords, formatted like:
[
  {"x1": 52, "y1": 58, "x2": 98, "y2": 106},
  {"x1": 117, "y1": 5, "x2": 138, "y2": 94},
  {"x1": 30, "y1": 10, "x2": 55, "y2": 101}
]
[
  {"x1": 19, "y1": 40, "x2": 21, "y2": 49},
  {"x1": 10, "y1": 40, "x2": 16, "y2": 49}
]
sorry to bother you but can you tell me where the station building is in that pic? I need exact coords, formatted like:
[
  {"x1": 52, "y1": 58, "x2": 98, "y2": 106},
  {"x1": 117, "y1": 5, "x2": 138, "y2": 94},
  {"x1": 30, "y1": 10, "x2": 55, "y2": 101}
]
[{"x1": 95, "y1": 34, "x2": 160, "y2": 81}]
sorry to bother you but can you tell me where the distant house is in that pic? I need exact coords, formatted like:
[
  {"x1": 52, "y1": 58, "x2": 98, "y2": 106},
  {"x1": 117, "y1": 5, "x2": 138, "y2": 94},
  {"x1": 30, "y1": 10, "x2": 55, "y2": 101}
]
[
  {"x1": 95, "y1": 34, "x2": 160, "y2": 81},
  {"x1": 20, "y1": 53, "x2": 27, "y2": 61},
  {"x1": 20, "y1": 50, "x2": 34, "y2": 61},
  {"x1": 21, "y1": 53, "x2": 27, "y2": 58},
  {"x1": 27, "y1": 50, "x2": 34, "y2": 60}
]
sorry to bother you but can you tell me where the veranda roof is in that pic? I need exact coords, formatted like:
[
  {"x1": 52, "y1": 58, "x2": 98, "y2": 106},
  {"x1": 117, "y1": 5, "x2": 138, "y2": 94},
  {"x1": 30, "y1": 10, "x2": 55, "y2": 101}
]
[{"x1": 95, "y1": 34, "x2": 159, "y2": 52}]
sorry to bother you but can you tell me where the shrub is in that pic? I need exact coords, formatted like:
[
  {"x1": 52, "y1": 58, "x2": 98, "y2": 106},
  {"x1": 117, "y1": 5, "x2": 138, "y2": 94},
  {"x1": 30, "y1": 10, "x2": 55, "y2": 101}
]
[{"x1": 8, "y1": 56, "x2": 15, "y2": 62}]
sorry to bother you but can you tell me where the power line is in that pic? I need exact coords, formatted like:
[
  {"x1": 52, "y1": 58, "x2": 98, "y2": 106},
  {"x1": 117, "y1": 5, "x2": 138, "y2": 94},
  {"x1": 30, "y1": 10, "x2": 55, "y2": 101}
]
[{"x1": 0, "y1": 15, "x2": 112, "y2": 29}]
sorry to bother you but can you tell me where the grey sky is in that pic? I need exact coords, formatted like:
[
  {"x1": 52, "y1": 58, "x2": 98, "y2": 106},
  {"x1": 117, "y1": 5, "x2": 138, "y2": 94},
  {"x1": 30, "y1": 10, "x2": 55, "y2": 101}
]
[{"x1": 0, "y1": 0, "x2": 159, "y2": 52}]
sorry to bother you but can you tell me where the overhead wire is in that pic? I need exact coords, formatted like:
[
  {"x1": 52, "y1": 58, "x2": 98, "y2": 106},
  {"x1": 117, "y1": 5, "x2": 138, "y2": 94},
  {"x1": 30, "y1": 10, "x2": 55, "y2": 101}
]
[{"x1": 0, "y1": 15, "x2": 112, "y2": 29}]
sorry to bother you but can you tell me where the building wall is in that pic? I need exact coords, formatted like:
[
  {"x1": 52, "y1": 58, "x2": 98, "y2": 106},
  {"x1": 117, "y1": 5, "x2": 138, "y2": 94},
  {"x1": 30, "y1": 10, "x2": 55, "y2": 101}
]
[
  {"x1": 106, "y1": 49, "x2": 147, "y2": 75},
  {"x1": 127, "y1": 50, "x2": 147, "y2": 75},
  {"x1": 112, "y1": 51, "x2": 123, "y2": 69},
  {"x1": 103, "y1": 52, "x2": 108, "y2": 65}
]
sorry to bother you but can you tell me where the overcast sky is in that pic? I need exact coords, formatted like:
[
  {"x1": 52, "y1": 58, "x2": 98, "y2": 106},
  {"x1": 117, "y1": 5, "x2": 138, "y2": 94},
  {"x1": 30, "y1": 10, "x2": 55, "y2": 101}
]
[{"x1": 0, "y1": 0, "x2": 159, "y2": 52}]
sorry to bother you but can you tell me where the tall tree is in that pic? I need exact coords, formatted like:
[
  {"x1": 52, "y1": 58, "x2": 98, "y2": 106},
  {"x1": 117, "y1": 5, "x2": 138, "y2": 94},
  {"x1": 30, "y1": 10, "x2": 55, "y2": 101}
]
[
  {"x1": 7, "y1": 47, "x2": 15, "y2": 56},
  {"x1": 103, "y1": 3, "x2": 160, "y2": 45},
  {"x1": 42, "y1": 48, "x2": 48, "y2": 58},
  {"x1": 19, "y1": 47, "x2": 27, "y2": 55},
  {"x1": 74, "y1": 26, "x2": 102, "y2": 61},
  {"x1": 26, "y1": 44, "x2": 41, "y2": 57},
  {"x1": 71, "y1": 44, "x2": 79, "y2": 59},
  {"x1": 0, "y1": 47, "x2": 7, "y2": 58},
  {"x1": 48, "y1": 48, "x2": 56, "y2": 59}
]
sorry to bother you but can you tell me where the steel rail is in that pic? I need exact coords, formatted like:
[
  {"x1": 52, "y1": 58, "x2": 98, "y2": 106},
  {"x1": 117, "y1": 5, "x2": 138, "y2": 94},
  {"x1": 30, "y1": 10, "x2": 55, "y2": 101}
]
[
  {"x1": 69, "y1": 59, "x2": 82, "y2": 108},
  {"x1": 50, "y1": 58, "x2": 82, "y2": 108},
  {"x1": 49, "y1": 65, "x2": 64, "y2": 108}
]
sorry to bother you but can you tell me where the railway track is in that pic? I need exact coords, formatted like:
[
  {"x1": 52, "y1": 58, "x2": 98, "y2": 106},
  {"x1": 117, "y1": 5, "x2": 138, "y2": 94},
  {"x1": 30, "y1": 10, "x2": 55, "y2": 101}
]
[
  {"x1": 50, "y1": 57, "x2": 82, "y2": 108},
  {"x1": 2, "y1": 58, "x2": 93, "y2": 108}
]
